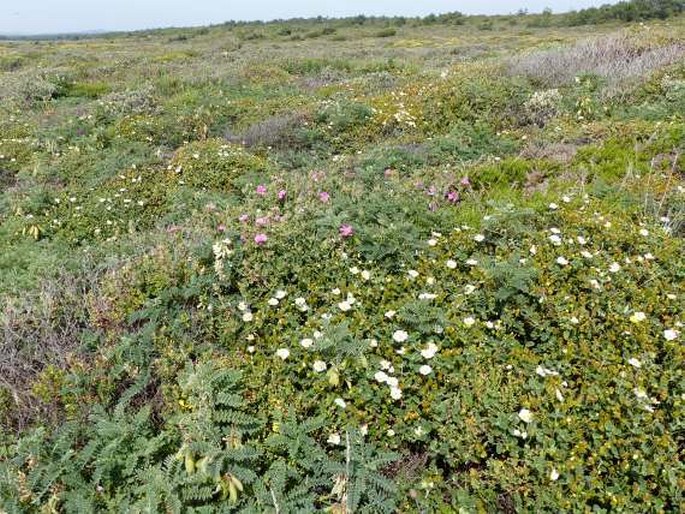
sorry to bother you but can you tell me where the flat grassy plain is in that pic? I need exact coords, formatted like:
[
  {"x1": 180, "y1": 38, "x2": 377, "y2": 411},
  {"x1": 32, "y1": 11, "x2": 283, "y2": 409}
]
[{"x1": 0, "y1": 11, "x2": 684, "y2": 512}]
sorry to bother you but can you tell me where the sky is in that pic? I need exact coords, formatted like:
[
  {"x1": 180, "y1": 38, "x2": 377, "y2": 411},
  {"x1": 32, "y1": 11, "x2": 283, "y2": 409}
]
[{"x1": 1, "y1": 0, "x2": 610, "y2": 35}]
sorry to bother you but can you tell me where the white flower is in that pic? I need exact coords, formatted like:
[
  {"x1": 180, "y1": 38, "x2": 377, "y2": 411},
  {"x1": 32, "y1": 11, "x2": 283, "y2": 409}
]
[
  {"x1": 577, "y1": 236, "x2": 587, "y2": 245},
  {"x1": 644, "y1": 253, "x2": 655, "y2": 261},
  {"x1": 374, "y1": 371, "x2": 389, "y2": 383},
  {"x1": 555, "y1": 388, "x2": 564, "y2": 402},
  {"x1": 421, "y1": 343, "x2": 439, "y2": 359},
  {"x1": 667, "y1": 293, "x2": 677, "y2": 300},
  {"x1": 589, "y1": 279, "x2": 601, "y2": 289},
  {"x1": 393, "y1": 330, "x2": 409, "y2": 343},
  {"x1": 556, "y1": 256, "x2": 569, "y2": 266},
  {"x1": 407, "y1": 269, "x2": 419, "y2": 279},
  {"x1": 396, "y1": 347, "x2": 406, "y2": 355},
  {"x1": 390, "y1": 386, "x2": 402, "y2": 400},
  {"x1": 529, "y1": 245, "x2": 537, "y2": 255},
  {"x1": 379, "y1": 360, "x2": 392, "y2": 370},
  {"x1": 327, "y1": 433, "x2": 341, "y2": 445},
  {"x1": 414, "y1": 426, "x2": 425, "y2": 437},
  {"x1": 580, "y1": 250, "x2": 593, "y2": 259},
  {"x1": 629, "y1": 312, "x2": 646, "y2": 323},
  {"x1": 550, "y1": 469, "x2": 560, "y2": 481},
  {"x1": 536, "y1": 366, "x2": 559, "y2": 377},
  {"x1": 331, "y1": 288, "x2": 341, "y2": 295},
  {"x1": 334, "y1": 398, "x2": 347, "y2": 409},
  {"x1": 313, "y1": 330, "x2": 323, "y2": 339},
  {"x1": 474, "y1": 234, "x2": 485, "y2": 242},
  {"x1": 639, "y1": 228, "x2": 649, "y2": 237},
  {"x1": 562, "y1": 195, "x2": 571, "y2": 203},
  {"x1": 550, "y1": 227, "x2": 561, "y2": 234},
  {"x1": 338, "y1": 301, "x2": 352, "y2": 312},
  {"x1": 549, "y1": 234, "x2": 562, "y2": 245},
  {"x1": 386, "y1": 429, "x2": 395, "y2": 437},
  {"x1": 294, "y1": 297, "x2": 309, "y2": 311},
  {"x1": 628, "y1": 357, "x2": 642, "y2": 368},
  {"x1": 300, "y1": 338, "x2": 314, "y2": 349},
  {"x1": 386, "y1": 377, "x2": 399, "y2": 388},
  {"x1": 275, "y1": 348, "x2": 290, "y2": 360},
  {"x1": 664, "y1": 329, "x2": 679, "y2": 341},
  {"x1": 446, "y1": 259, "x2": 457, "y2": 269},
  {"x1": 313, "y1": 360, "x2": 327, "y2": 372},
  {"x1": 426, "y1": 276, "x2": 435, "y2": 285},
  {"x1": 463, "y1": 317, "x2": 476, "y2": 327},
  {"x1": 427, "y1": 238, "x2": 438, "y2": 247},
  {"x1": 369, "y1": 338, "x2": 378, "y2": 348},
  {"x1": 419, "y1": 365, "x2": 433, "y2": 376},
  {"x1": 361, "y1": 270, "x2": 371, "y2": 281},
  {"x1": 609, "y1": 262, "x2": 621, "y2": 273},
  {"x1": 549, "y1": 203, "x2": 559, "y2": 210},
  {"x1": 418, "y1": 292, "x2": 437, "y2": 300},
  {"x1": 238, "y1": 302, "x2": 248, "y2": 312},
  {"x1": 518, "y1": 408, "x2": 534, "y2": 423},
  {"x1": 247, "y1": 345, "x2": 255, "y2": 353},
  {"x1": 349, "y1": 266, "x2": 360, "y2": 275},
  {"x1": 570, "y1": 316, "x2": 579, "y2": 324},
  {"x1": 466, "y1": 259, "x2": 478, "y2": 266},
  {"x1": 464, "y1": 284, "x2": 476, "y2": 295},
  {"x1": 360, "y1": 424, "x2": 368, "y2": 436},
  {"x1": 512, "y1": 428, "x2": 528, "y2": 439},
  {"x1": 268, "y1": 298, "x2": 279, "y2": 306},
  {"x1": 275, "y1": 290, "x2": 287, "y2": 299},
  {"x1": 385, "y1": 310, "x2": 396, "y2": 319},
  {"x1": 242, "y1": 312, "x2": 254, "y2": 322}
]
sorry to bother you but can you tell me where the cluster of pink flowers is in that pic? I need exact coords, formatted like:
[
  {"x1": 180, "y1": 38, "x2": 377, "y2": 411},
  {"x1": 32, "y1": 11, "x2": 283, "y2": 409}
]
[{"x1": 339, "y1": 224, "x2": 354, "y2": 238}]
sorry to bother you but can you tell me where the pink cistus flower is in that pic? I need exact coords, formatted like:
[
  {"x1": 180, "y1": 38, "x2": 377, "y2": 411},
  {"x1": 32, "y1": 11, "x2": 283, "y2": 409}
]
[
  {"x1": 446, "y1": 191, "x2": 460, "y2": 203},
  {"x1": 254, "y1": 233, "x2": 268, "y2": 245},
  {"x1": 339, "y1": 224, "x2": 354, "y2": 238},
  {"x1": 278, "y1": 189, "x2": 287, "y2": 201},
  {"x1": 217, "y1": 224, "x2": 226, "y2": 232},
  {"x1": 255, "y1": 216, "x2": 269, "y2": 226},
  {"x1": 319, "y1": 191, "x2": 330, "y2": 203},
  {"x1": 256, "y1": 184, "x2": 267, "y2": 196},
  {"x1": 239, "y1": 214, "x2": 250, "y2": 223},
  {"x1": 460, "y1": 176, "x2": 471, "y2": 187}
]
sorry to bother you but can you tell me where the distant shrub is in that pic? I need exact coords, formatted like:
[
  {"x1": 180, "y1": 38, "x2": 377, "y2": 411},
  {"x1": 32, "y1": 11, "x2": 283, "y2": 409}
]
[
  {"x1": 170, "y1": 139, "x2": 270, "y2": 193},
  {"x1": 509, "y1": 33, "x2": 685, "y2": 93},
  {"x1": 0, "y1": 71, "x2": 61, "y2": 107},
  {"x1": 225, "y1": 111, "x2": 312, "y2": 150},
  {"x1": 374, "y1": 28, "x2": 397, "y2": 38},
  {"x1": 564, "y1": 0, "x2": 684, "y2": 26},
  {"x1": 524, "y1": 88, "x2": 564, "y2": 126}
]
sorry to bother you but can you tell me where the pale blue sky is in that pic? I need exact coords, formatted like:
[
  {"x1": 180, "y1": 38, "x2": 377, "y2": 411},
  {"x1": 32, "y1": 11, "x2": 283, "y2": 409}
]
[{"x1": 1, "y1": 0, "x2": 609, "y2": 35}]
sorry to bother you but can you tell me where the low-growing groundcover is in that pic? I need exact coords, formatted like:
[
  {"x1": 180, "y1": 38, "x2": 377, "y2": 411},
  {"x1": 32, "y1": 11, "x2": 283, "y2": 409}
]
[{"x1": 1, "y1": 6, "x2": 685, "y2": 513}]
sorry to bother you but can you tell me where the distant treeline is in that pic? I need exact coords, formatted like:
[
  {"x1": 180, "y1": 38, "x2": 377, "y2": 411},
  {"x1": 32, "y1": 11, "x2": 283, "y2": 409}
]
[
  {"x1": 563, "y1": 0, "x2": 684, "y2": 25},
  {"x1": 1, "y1": 0, "x2": 682, "y2": 41}
]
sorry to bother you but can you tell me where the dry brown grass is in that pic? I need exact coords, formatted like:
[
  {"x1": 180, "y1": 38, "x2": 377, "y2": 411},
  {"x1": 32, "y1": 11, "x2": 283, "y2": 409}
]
[{"x1": 508, "y1": 32, "x2": 685, "y2": 94}]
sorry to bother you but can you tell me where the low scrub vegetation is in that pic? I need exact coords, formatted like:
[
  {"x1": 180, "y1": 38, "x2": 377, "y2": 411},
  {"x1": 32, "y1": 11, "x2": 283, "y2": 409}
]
[{"x1": 0, "y1": 5, "x2": 683, "y2": 513}]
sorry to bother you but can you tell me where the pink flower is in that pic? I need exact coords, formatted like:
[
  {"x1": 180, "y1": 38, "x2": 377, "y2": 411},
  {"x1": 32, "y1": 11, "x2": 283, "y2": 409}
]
[
  {"x1": 278, "y1": 189, "x2": 287, "y2": 201},
  {"x1": 254, "y1": 233, "x2": 268, "y2": 245},
  {"x1": 446, "y1": 191, "x2": 460, "y2": 203},
  {"x1": 339, "y1": 224, "x2": 354, "y2": 238},
  {"x1": 256, "y1": 184, "x2": 267, "y2": 196},
  {"x1": 239, "y1": 214, "x2": 250, "y2": 223},
  {"x1": 319, "y1": 191, "x2": 330, "y2": 203},
  {"x1": 217, "y1": 224, "x2": 226, "y2": 232},
  {"x1": 384, "y1": 168, "x2": 395, "y2": 178},
  {"x1": 460, "y1": 176, "x2": 471, "y2": 187},
  {"x1": 255, "y1": 216, "x2": 269, "y2": 226}
]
